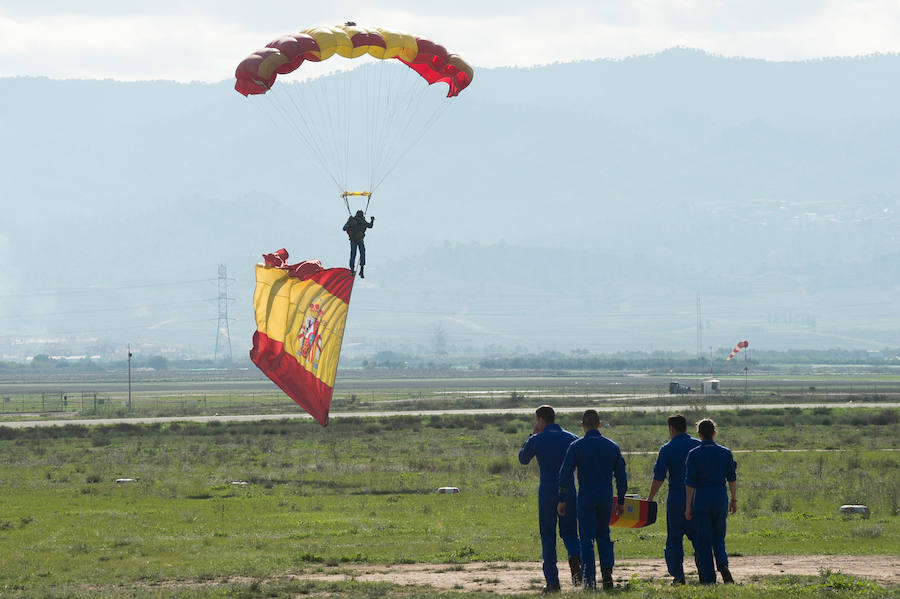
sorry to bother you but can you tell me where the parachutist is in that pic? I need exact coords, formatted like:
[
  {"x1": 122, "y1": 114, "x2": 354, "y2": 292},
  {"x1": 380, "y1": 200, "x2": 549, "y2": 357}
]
[{"x1": 343, "y1": 210, "x2": 374, "y2": 277}]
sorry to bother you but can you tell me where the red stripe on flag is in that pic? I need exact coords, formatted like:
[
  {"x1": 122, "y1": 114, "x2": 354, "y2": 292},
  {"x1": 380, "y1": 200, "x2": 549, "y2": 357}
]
[
  {"x1": 637, "y1": 499, "x2": 649, "y2": 527},
  {"x1": 309, "y1": 268, "x2": 355, "y2": 303},
  {"x1": 250, "y1": 330, "x2": 335, "y2": 426}
]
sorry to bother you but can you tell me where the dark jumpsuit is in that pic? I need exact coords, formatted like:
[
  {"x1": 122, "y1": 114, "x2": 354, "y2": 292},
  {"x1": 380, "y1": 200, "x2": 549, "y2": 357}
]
[
  {"x1": 342, "y1": 215, "x2": 373, "y2": 269},
  {"x1": 519, "y1": 423, "x2": 580, "y2": 587},
  {"x1": 686, "y1": 439, "x2": 737, "y2": 584},
  {"x1": 652, "y1": 433, "x2": 701, "y2": 579},
  {"x1": 558, "y1": 429, "x2": 627, "y2": 587}
]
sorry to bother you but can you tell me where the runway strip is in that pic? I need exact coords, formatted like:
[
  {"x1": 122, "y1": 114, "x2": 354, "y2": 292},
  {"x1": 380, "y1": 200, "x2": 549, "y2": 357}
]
[{"x1": 1, "y1": 401, "x2": 897, "y2": 428}]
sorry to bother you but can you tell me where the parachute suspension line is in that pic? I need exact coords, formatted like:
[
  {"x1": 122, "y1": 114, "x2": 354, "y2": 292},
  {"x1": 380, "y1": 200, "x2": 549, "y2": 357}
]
[
  {"x1": 364, "y1": 63, "x2": 375, "y2": 194},
  {"x1": 310, "y1": 70, "x2": 346, "y2": 190},
  {"x1": 368, "y1": 65, "x2": 418, "y2": 183},
  {"x1": 334, "y1": 65, "x2": 352, "y2": 190},
  {"x1": 273, "y1": 84, "x2": 335, "y2": 181},
  {"x1": 286, "y1": 67, "x2": 346, "y2": 192},
  {"x1": 372, "y1": 76, "x2": 453, "y2": 192},
  {"x1": 263, "y1": 85, "x2": 342, "y2": 192},
  {"x1": 374, "y1": 100, "x2": 452, "y2": 192},
  {"x1": 368, "y1": 60, "x2": 421, "y2": 189},
  {"x1": 274, "y1": 81, "x2": 343, "y2": 192},
  {"x1": 343, "y1": 59, "x2": 354, "y2": 197},
  {"x1": 370, "y1": 71, "x2": 433, "y2": 189},
  {"x1": 328, "y1": 64, "x2": 349, "y2": 190},
  {"x1": 369, "y1": 55, "x2": 391, "y2": 194}
]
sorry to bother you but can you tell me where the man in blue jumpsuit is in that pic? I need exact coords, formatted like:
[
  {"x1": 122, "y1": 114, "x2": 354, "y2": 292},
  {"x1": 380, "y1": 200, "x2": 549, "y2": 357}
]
[
  {"x1": 518, "y1": 405, "x2": 582, "y2": 593},
  {"x1": 685, "y1": 418, "x2": 737, "y2": 584},
  {"x1": 557, "y1": 409, "x2": 627, "y2": 590},
  {"x1": 647, "y1": 414, "x2": 701, "y2": 585},
  {"x1": 342, "y1": 210, "x2": 374, "y2": 278}
]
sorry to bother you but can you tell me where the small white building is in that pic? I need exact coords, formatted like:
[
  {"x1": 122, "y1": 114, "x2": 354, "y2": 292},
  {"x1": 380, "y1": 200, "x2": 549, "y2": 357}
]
[{"x1": 701, "y1": 379, "x2": 720, "y2": 395}]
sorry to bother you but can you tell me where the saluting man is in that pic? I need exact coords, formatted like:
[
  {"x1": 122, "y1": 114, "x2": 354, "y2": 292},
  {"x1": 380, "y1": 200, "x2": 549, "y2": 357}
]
[
  {"x1": 557, "y1": 409, "x2": 627, "y2": 590},
  {"x1": 518, "y1": 405, "x2": 582, "y2": 593},
  {"x1": 647, "y1": 414, "x2": 702, "y2": 585},
  {"x1": 685, "y1": 418, "x2": 737, "y2": 584}
]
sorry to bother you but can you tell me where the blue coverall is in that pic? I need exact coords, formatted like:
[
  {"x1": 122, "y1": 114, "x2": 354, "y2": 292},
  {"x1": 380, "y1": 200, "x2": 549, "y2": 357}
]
[
  {"x1": 685, "y1": 439, "x2": 737, "y2": 584},
  {"x1": 519, "y1": 423, "x2": 580, "y2": 587},
  {"x1": 652, "y1": 433, "x2": 701, "y2": 579},
  {"x1": 558, "y1": 429, "x2": 627, "y2": 588},
  {"x1": 343, "y1": 215, "x2": 373, "y2": 269}
]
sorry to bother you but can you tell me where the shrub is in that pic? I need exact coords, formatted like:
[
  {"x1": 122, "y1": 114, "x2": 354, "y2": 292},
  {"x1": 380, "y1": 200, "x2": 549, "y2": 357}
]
[
  {"x1": 770, "y1": 495, "x2": 792, "y2": 512},
  {"x1": 487, "y1": 458, "x2": 512, "y2": 475}
]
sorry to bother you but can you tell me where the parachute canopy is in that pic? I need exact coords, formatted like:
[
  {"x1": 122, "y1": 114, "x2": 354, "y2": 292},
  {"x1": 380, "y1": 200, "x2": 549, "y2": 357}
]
[
  {"x1": 234, "y1": 24, "x2": 474, "y2": 204},
  {"x1": 235, "y1": 24, "x2": 474, "y2": 98},
  {"x1": 250, "y1": 249, "x2": 355, "y2": 426}
]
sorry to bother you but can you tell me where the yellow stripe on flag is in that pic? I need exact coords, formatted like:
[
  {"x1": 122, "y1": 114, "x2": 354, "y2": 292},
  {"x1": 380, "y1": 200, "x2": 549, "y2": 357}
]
[{"x1": 253, "y1": 265, "x2": 349, "y2": 388}]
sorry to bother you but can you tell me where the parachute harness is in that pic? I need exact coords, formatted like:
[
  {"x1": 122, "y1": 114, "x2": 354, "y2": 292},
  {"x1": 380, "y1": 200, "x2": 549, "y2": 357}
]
[{"x1": 342, "y1": 191, "x2": 372, "y2": 215}]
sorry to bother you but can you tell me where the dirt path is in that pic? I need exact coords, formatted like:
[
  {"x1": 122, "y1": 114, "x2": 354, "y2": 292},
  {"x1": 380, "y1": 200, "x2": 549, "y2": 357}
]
[{"x1": 297, "y1": 555, "x2": 899, "y2": 593}]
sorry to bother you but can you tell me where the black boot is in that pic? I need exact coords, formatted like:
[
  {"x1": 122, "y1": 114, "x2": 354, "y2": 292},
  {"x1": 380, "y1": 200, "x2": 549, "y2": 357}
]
[
  {"x1": 601, "y1": 567, "x2": 614, "y2": 590},
  {"x1": 359, "y1": 264, "x2": 365, "y2": 278},
  {"x1": 568, "y1": 555, "x2": 582, "y2": 587},
  {"x1": 671, "y1": 577, "x2": 686, "y2": 586},
  {"x1": 718, "y1": 565, "x2": 734, "y2": 584},
  {"x1": 540, "y1": 583, "x2": 561, "y2": 594}
]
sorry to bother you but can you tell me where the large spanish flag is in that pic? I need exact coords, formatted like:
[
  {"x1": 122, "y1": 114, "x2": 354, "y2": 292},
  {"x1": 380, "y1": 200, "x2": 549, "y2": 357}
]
[{"x1": 250, "y1": 249, "x2": 355, "y2": 426}]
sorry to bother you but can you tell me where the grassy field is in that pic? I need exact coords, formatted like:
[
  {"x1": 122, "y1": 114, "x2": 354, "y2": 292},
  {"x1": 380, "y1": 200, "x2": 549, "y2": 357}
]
[{"x1": 0, "y1": 407, "x2": 897, "y2": 597}]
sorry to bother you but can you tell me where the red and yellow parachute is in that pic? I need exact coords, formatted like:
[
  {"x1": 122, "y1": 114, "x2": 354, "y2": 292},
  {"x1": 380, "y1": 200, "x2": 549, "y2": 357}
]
[
  {"x1": 235, "y1": 24, "x2": 473, "y2": 98},
  {"x1": 234, "y1": 24, "x2": 474, "y2": 212},
  {"x1": 250, "y1": 250, "x2": 354, "y2": 426}
]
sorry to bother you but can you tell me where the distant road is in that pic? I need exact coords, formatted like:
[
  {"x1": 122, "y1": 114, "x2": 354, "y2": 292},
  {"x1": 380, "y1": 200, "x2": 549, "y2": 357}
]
[{"x1": 1, "y1": 401, "x2": 897, "y2": 429}]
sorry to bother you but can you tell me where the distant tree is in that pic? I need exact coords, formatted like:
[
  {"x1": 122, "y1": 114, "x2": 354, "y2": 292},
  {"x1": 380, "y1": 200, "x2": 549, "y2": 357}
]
[
  {"x1": 147, "y1": 356, "x2": 169, "y2": 371},
  {"x1": 31, "y1": 354, "x2": 52, "y2": 367}
]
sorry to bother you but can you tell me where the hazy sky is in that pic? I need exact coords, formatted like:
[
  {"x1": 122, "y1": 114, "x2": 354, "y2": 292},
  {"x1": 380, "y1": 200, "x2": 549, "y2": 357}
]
[{"x1": 2, "y1": 0, "x2": 900, "y2": 81}]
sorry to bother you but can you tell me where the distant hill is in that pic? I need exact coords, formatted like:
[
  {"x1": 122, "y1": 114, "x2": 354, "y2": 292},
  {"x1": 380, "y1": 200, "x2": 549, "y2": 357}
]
[{"x1": 1, "y1": 49, "x2": 899, "y2": 359}]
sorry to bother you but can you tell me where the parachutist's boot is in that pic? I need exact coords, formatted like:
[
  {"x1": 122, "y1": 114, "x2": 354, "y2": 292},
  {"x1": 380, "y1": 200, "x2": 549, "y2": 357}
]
[
  {"x1": 359, "y1": 265, "x2": 365, "y2": 278},
  {"x1": 539, "y1": 583, "x2": 561, "y2": 594},
  {"x1": 568, "y1": 555, "x2": 582, "y2": 587},
  {"x1": 718, "y1": 565, "x2": 734, "y2": 584},
  {"x1": 601, "y1": 567, "x2": 614, "y2": 590}
]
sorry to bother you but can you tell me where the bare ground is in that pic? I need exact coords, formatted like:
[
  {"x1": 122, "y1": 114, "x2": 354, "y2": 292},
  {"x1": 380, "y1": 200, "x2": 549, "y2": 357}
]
[{"x1": 295, "y1": 555, "x2": 900, "y2": 593}]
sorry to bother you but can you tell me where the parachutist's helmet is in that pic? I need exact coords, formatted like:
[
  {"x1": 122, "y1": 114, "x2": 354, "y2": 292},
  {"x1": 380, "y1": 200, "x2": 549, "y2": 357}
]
[{"x1": 355, "y1": 210, "x2": 364, "y2": 217}]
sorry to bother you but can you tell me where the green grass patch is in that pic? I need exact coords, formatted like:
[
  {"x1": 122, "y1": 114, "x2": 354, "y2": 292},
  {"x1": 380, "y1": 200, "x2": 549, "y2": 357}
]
[{"x1": 0, "y1": 409, "x2": 897, "y2": 596}]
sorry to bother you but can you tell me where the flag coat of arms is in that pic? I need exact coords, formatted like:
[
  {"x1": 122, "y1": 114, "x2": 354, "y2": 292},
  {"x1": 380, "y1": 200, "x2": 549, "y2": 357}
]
[{"x1": 250, "y1": 249, "x2": 354, "y2": 425}]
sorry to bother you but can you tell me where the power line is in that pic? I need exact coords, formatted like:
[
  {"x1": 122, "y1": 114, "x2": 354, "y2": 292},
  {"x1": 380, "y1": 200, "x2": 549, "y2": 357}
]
[{"x1": 0, "y1": 277, "x2": 213, "y2": 299}]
